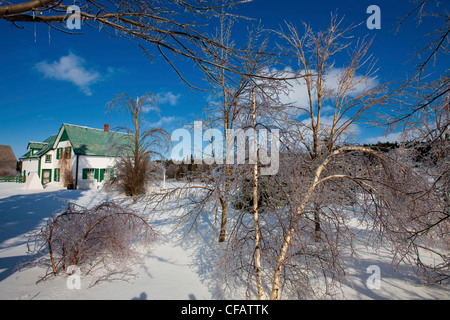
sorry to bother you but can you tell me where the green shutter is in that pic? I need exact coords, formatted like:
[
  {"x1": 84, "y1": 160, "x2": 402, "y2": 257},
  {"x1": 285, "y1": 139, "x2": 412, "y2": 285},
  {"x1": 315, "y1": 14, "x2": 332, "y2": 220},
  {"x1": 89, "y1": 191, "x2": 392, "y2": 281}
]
[
  {"x1": 109, "y1": 169, "x2": 114, "y2": 180},
  {"x1": 82, "y1": 168, "x2": 88, "y2": 179},
  {"x1": 99, "y1": 169, "x2": 105, "y2": 182},
  {"x1": 94, "y1": 168, "x2": 99, "y2": 181},
  {"x1": 64, "y1": 147, "x2": 72, "y2": 159},
  {"x1": 54, "y1": 168, "x2": 60, "y2": 182},
  {"x1": 56, "y1": 148, "x2": 61, "y2": 160}
]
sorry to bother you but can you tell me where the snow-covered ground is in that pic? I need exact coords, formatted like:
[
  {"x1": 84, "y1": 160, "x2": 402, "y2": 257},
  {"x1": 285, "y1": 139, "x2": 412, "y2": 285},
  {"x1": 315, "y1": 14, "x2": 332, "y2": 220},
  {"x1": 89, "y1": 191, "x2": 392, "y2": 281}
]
[{"x1": 0, "y1": 183, "x2": 448, "y2": 300}]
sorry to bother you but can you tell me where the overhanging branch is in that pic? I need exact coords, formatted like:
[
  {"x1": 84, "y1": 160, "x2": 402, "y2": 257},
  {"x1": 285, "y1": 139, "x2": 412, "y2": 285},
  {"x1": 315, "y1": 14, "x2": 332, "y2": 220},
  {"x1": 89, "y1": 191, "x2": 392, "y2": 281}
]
[{"x1": 0, "y1": 0, "x2": 57, "y2": 16}]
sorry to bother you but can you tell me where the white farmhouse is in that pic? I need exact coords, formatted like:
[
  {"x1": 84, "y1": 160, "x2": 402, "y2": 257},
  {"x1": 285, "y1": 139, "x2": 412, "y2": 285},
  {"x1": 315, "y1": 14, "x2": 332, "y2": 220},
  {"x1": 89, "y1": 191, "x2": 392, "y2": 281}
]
[{"x1": 20, "y1": 123, "x2": 128, "y2": 189}]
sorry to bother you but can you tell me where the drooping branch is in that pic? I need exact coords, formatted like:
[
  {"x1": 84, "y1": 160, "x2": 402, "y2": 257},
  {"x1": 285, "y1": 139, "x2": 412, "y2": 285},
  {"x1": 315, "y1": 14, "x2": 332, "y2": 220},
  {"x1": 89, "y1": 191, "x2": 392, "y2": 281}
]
[
  {"x1": 0, "y1": 0, "x2": 57, "y2": 16},
  {"x1": 1, "y1": 1, "x2": 264, "y2": 89},
  {"x1": 270, "y1": 146, "x2": 381, "y2": 300}
]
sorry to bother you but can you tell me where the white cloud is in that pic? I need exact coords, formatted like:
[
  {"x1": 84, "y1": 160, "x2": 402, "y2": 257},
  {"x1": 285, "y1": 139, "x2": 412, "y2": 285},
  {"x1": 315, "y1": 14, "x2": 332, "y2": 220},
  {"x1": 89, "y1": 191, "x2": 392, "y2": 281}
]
[
  {"x1": 156, "y1": 92, "x2": 181, "y2": 106},
  {"x1": 280, "y1": 74, "x2": 312, "y2": 109},
  {"x1": 142, "y1": 102, "x2": 159, "y2": 114},
  {"x1": 141, "y1": 92, "x2": 181, "y2": 113},
  {"x1": 35, "y1": 53, "x2": 100, "y2": 95},
  {"x1": 147, "y1": 116, "x2": 180, "y2": 128},
  {"x1": 295, "y1": 114, "x2": 361, "y2": 145},
  {"x1": 364, "y1": 132, "x2": 403, "y2": 144},
  {"x1": 364, "y1": 128, "x2": 426, "y2": 145},
  {"x1": 323, "y1": 68, "x2": 379, "y2": 98},
  {"x1": 273, "y1": 67, "x2": 378, "y2": 110}
]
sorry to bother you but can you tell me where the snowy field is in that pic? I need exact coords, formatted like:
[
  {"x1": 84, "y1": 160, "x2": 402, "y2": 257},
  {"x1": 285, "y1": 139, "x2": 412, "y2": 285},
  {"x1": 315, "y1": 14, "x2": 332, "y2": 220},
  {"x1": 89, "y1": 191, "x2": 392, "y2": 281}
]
[{"x1": 0, "y1": 182, "x2": 448, "y2": 300}]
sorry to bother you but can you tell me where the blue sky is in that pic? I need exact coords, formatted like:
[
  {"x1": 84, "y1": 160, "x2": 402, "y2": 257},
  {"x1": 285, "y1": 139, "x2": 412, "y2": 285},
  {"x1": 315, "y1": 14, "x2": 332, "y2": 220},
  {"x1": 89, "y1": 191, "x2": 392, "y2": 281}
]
[{"x1": 0, "y1": 0, "x2": 448, "y2": 159}]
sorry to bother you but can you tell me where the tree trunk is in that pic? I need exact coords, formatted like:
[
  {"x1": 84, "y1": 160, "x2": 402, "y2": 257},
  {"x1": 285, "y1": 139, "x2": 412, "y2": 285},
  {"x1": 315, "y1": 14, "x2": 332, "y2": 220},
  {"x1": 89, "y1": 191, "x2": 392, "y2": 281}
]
[
  {"x1": 218, "y1": 80, "x2": 229, "y2": 243},
  {"x1": 314, "y1": 203, "x2": 321, "y2": 241},
  {"x1": 251, "y1": 88, "x2": 264, "y2": 300},
  {"x1": 219, "y1": 198, "x2": 227, "y2": 243},
  {"x1": 270, "y1": 146, "x2": 377, "y2": 299}
]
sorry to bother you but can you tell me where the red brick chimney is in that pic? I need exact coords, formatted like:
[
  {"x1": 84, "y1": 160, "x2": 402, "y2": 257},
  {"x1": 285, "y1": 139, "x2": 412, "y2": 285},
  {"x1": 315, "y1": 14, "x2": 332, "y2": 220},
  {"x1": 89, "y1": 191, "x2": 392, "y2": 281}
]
[{"x1": 104, "y1": 124, "x2": 109, "y2": 132}]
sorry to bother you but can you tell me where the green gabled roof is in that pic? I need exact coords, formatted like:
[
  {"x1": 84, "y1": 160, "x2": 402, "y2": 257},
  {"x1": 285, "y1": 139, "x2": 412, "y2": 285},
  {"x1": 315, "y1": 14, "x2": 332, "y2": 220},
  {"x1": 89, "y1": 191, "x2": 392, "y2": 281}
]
[
  {"x1": 34, "y1": 135, "x2": 57, "y2": 157},
  {"x1": 27, "y1": 142, "x2": 47, "y2": 150},
  {"x1": 20, "y1": 124, "x2": 131, "y2": 160},
  {"x1": 19, "y1": 150, "x2": 32, "y2": 160},
  {"x1": 60, "y1": 124, "x2": 130, "y2": 157},
  {"x1": 20, "y1": 135, "x2": 57, "y2": 160}
]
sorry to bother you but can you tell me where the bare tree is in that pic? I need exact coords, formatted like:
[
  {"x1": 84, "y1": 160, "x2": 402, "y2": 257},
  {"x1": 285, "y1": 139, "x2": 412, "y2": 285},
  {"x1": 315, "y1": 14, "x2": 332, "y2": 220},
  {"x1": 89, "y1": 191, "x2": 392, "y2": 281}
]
[
  {"x1": 274, "y1": 15, "x2": 390, "y2": 238},
  {"x1": 275, "y1": 16, "x2": 383, "y2": 156},
  {"x1": 170, "y1": 18, "x2": 278, "y2": 243},
  {"x1": 106, "y1": 93, "x2": 170, "y2": 200},
  {"x1": 212, "y1": 14, "x2": 448, "y2": 298},
  {"x1": 215, "y1": 144, "x2": 446, "y2": 299}
]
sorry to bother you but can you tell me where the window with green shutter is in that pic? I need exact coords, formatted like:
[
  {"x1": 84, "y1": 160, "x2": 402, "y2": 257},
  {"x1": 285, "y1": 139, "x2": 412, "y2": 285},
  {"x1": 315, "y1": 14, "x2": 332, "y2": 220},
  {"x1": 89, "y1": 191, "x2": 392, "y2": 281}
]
[
  {"x1": 54, "y1": 168, "x2": 60, "y2": 182},
  {"x1": 82, "y1": 168, "x2": 95, "y2": 180},
  {"x1": 64, "y1": 147, "x2": 72, "y2": 159},
  {"x1": 56, "y1": 148, "x2": 62, "y2": 160},
  {"x1": 81, "y1": 168, "x2": 107, "y2": 181}
]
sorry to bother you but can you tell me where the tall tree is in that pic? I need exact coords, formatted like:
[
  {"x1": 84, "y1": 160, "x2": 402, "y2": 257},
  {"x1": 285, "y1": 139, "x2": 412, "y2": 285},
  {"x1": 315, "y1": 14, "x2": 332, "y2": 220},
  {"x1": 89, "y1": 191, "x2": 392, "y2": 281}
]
[
  {"x1": 106, "y1": 93, "x2": 170, "y2": 200},
  {"x1": 202, "y1": 18, "x2": 279, "y2": 242},
  {"x1": 275, "y1": 15, "x2": 389, "y2": 238}
]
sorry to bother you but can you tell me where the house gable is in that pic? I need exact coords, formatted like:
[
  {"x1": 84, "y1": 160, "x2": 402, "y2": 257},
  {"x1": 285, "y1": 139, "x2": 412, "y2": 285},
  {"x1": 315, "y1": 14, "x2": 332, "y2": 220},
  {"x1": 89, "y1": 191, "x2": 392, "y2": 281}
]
[
  {"x1": 53, "y1": 123, "x2": 130, "y2": 157},
  {"x1": 59, "y1": 129, "x2": 70, "y2": 143},
  {"x1": 20, "y1": 135, "x2": 57, "y2": 160},
  {"x1": 34, "y1": 135, "x2": 57, "y2": 158},
  {"x1": 27, "y1": 142, "x2": 47, "y2": 152}
]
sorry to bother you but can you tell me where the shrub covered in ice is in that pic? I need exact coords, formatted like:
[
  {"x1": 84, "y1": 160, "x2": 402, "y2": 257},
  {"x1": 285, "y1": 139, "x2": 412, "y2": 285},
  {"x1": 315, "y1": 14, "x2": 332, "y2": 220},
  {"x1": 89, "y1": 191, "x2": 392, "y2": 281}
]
[{"x1": 27, "y1": 201, "x2": 158, "y2": 286}]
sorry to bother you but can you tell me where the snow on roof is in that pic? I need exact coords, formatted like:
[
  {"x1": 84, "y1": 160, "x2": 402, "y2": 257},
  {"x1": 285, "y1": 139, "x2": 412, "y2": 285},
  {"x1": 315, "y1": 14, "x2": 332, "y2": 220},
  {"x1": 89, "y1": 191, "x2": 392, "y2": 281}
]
[{"x1": 20, "y1": 123, "x2": 131, "y2": 160}]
